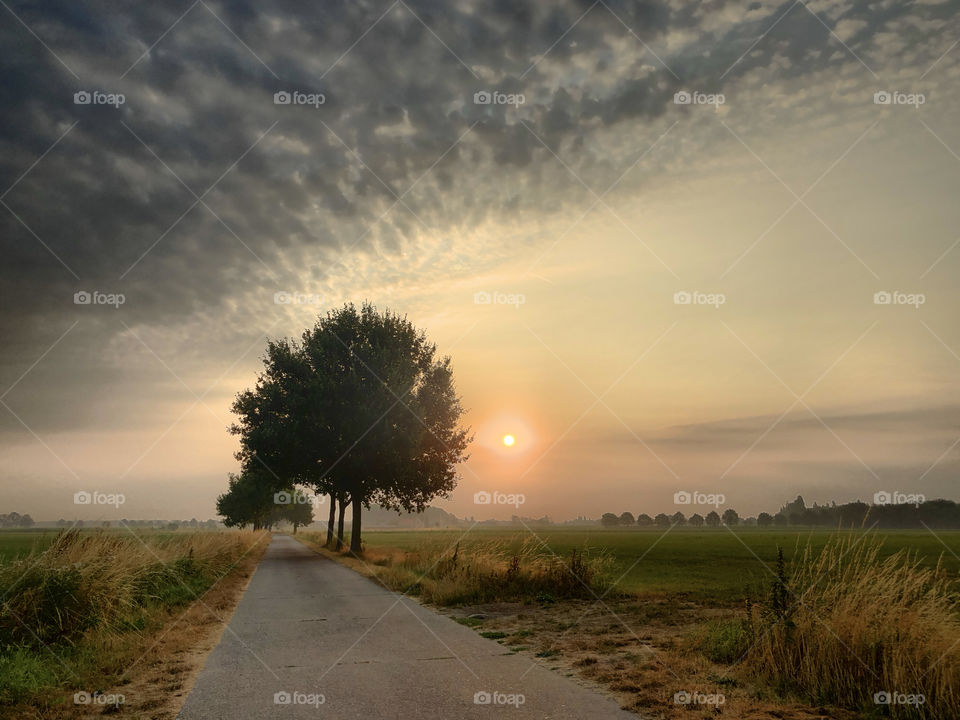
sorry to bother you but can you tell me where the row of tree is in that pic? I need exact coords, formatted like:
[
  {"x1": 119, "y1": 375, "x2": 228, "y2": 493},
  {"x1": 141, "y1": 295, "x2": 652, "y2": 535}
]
[
  {"x1": 216, "y1": 478, "x2": 314, "y2": 531},
  {"x1": 601, "y1": 510, "x2": 741, "y2": 527},
  {"x1": 218, "y1": 303, "x2": 470, "y2": 552},
  {"x1": 0, "y1": 512, "x2": 34, "y2": 528},
  {"x1": 601, "y1": 497, "x2": 960, "y2": 529}
]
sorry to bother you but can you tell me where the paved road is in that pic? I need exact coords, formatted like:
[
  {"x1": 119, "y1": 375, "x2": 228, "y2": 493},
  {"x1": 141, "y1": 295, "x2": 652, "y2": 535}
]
[{"x1": 179, "y1": 534, "x2": 634, "y2": 719}]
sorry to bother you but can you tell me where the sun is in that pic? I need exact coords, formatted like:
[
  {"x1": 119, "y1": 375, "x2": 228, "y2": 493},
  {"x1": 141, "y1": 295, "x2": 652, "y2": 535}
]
[{"x1": 502, "y1": 434, "x2": 516, "y2": 447}]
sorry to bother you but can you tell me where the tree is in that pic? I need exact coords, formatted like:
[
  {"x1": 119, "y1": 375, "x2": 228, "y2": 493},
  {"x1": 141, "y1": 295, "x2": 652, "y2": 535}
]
[
  {"x1": 773, "y1": 512, "x2": 788, "y2": 527},
  {"x1": 688, "y1": 513, "x2": 704, "y2": 527},
  {"x1": 722, "y1": 508, "x2": 739, "y2": 526},
  {"x1": 670, "y1": 511, "x2": 686, "y2": 526},
  {"x1": 654, "y1": 513, "x2": 670, "y2": 527},
  {"x1": 636, "y1": 513, "x2": 653, "y2": 527},
  {"x1": 600, "y1": 512, "x2": 619, "y2": 527},
  {"x1": 757, "y1": 512, "x2": 773, "y2": 527},
  {"x1": 231, "y1": 303, "x2": 470, "y2": 554},
  {"x1": 619, "y1": 511, "x2": 635, "y2": 526},
  {"x1": 19, "y1": 514, "x2": 34, "y2": 528},
  {"x1": 271, "y1": 490, "x2": 315, "y2": 533},
  {"x1": 705, "y1": 511, "x2": 720, "y2": 527},
  {"x1": 217, "y1": 471, "x2": 277, "y2": 529}
]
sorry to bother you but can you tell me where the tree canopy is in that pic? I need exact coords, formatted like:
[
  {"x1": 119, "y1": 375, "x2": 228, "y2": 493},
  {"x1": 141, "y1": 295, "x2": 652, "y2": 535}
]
[{"x1": 225, "y1": 302, "x2": 470, "y2": 551}]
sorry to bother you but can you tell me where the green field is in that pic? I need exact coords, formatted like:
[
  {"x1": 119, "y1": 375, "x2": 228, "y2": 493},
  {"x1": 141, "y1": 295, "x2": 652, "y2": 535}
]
[
  {"x1": 0, "y1": 530, "x2": 61, "y2": 563},
  {"x1": 360, "y1": 526, "x2": 960, "y2": 604}
]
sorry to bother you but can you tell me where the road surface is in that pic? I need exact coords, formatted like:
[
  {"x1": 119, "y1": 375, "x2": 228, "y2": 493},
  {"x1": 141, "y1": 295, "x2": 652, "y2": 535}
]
[{"x1": 178, "y1": 534, "x2": 634, "y2": 719}]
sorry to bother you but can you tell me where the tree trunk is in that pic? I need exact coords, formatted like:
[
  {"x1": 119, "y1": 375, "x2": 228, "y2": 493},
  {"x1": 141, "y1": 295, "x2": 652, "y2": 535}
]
[
  {"x1": 336, "y1": 495, "x2": 347, "y2": 551},
  {"x1": 326, "y1": 494, "x2": 336, "y2": 547},
  {"x1": 349, "y1": 496, "x2": 362, "y2": 554}
]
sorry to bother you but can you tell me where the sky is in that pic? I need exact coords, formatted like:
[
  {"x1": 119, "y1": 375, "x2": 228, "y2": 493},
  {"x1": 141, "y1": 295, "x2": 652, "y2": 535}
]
[{"x1": 1, "y1": 0, "x2": 959, "y2": 523}]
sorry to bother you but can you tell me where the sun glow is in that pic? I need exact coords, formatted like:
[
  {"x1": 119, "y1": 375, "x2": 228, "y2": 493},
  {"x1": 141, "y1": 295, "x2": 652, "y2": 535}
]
[{"x1": 502, "y1": 434, "x2": 515, "y2": 447}]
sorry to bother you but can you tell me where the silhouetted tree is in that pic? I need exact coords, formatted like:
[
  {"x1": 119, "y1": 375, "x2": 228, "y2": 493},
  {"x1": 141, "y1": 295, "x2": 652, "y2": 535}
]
[
  {"x1": 722, "y1": 508, "x2": 739, "y2": 526},
  {"x1": 689, "y1": 513, "x2": 704, "y2": 527},
  {"x1": 705, "y1": 511, "x2": 720, "y2": 527},
  {"x1": 636, "y1": 513, "x2": 653, "y2": 526},
  {"x1": 654, "y1": 513, "x2": 671, "y2": 527},
  {"x1": 619, "y1": 511, "x2": 635, "y2": 525},
  {"x1": 600, "y1": 512, "x2": 619, "y2": 527},
  {"x1": 670, "y1": 511, "x2": 686, "y2": 526},
  {"x1": 757, "y1": 512, "x2": 773, "y2": 527}
]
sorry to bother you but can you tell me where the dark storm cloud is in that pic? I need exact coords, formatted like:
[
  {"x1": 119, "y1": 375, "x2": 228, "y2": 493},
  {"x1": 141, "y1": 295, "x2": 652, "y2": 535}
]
[{"x1": 0, "y1": 0, "x2": 955, "y2": 435}]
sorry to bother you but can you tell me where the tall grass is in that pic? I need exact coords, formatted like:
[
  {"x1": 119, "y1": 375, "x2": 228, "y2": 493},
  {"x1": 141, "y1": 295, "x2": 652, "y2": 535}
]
[
  {"x1": 0, "y1": 528, "x2": 263, "y2": 706},
  {"x1": 304, "y1": 534, "x2": 613, "y2": 605},
  {"x1": 739, "y1": 535, "x2": 960, "y2": 718}
]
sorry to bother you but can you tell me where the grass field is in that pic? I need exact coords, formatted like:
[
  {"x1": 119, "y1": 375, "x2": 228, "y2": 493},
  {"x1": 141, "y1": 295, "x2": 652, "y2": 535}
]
[
  {"x1": 355, "y1": 526, "x2": 960, "y2": 604},
  {"x1": 304, "y1": 525, "x2": 960, "y2": 718},
  {"x1": 0, "y1": 528, "x2": 266, "y2": 717},
  {"x1": 0, "y1": 530, "x2": 61, "y2": 562}
]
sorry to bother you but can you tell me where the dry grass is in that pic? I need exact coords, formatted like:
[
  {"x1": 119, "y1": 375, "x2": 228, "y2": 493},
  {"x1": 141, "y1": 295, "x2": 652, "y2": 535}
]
[
  {"x1": 0, "y1": 528, "x2": 266, "y2": 714},
  {"x1": 299, "y1": 532, "x2": 613, "y2": 605},
  {"x1": 742, "y1": 535, "x2": 960, "y2": 718}
]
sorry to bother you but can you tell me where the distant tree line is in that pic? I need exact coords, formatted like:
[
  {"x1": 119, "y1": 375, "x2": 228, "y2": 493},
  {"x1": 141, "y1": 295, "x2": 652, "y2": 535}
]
[
  {"x1": 599, "y1": 495, "x2": 960, "y2": 529},
  {"x1": 0, "y1": 512, "x2": 34, "y2": 528}
]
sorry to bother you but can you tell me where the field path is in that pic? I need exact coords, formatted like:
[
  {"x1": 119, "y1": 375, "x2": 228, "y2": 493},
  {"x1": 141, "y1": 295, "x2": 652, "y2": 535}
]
[{"x1": 178, "y1": 534, "x2": 634, "y2": 719}]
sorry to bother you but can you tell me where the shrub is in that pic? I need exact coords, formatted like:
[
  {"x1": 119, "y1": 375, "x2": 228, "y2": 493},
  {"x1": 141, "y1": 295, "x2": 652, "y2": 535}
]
[{"x1": 741, "y1": 535, "x2": 960, "y2": 718}]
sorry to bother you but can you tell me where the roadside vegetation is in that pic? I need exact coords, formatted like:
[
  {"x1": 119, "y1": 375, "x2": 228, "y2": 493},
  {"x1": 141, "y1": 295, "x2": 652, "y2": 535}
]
[
  {"x1": 307, "y1": 527, "x2": 960, "y2": 719},
  {"x1": 301, "y1": 532, "x2": 613, "y2": 604},
  {"x1": 0, "y1": 528, "x2": 265, "y2": 717}
]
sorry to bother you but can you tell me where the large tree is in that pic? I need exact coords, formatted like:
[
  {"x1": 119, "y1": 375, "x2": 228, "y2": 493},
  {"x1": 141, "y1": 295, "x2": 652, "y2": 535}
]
[{"x1": 231, "y1": 303, "x2": 470, "y2": 553}]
